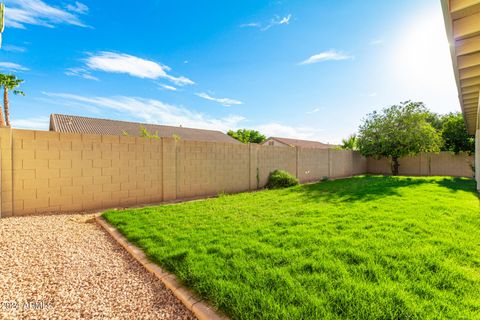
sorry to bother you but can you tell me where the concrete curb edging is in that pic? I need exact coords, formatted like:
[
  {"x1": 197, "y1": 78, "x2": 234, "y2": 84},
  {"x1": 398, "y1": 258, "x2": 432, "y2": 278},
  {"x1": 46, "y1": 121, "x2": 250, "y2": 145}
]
[{"x1": 95, "y1": 215, "x2": 229, "y2": 320}]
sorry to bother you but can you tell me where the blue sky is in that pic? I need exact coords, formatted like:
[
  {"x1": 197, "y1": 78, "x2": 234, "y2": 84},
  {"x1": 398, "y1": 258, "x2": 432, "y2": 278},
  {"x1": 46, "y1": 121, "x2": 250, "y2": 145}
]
[{"x1": 1, "y1": 0, "x2": 459, "y2": 143}]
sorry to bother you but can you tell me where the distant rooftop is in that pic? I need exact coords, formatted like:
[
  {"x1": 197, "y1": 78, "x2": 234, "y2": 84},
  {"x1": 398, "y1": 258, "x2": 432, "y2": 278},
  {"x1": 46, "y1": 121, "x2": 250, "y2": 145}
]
[
  {"x1": 263, "y1": 136, "x2": 336, "y2": 149},
  {"x1": 49, "y1": 114, "x2": 241, "y2": 144}
]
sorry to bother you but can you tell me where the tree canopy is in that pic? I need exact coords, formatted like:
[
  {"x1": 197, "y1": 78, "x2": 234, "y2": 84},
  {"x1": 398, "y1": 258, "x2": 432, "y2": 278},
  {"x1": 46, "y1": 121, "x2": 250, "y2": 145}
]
[
  {"x1": 227, "y1": 129, "x2": 266, "y2": 144},
  {"x1": 346, "y1": 110, "x2": 474, "y2": 155},
  {"x1": 439, "y1": 112, "x2": 474, "y2": 154},
  {"x1": 356, "y1": 101, "x2": 442, "y2": 175}
]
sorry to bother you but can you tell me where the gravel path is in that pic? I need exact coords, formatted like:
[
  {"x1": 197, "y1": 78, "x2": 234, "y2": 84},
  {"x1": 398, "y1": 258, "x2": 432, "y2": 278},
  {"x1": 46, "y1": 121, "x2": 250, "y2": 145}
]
[{"x1": 0, "y1": 214, "x2": 196, "y2": 320}]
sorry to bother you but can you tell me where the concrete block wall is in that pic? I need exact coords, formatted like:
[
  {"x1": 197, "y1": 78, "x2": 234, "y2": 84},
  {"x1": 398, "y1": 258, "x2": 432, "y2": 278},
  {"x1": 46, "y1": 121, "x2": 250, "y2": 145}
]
[
  {"x1": 0, "y1": 127, "x2": 390, "y2": 217},
  {"x1": 175, "y1": 140, "x2": 250, "y2": 198},
  {"x1": 257, "y1": 145, "x2": 297, "y2": 187},
  {"x1": 297, "y1": 148, "x2": 329, "y2": 183},
  {"x1": 1, "y1": 129, "x2": 168, "y2": 216},
  {"x1": 352, "y1": 151, "x2": 369, "y2": 175},
  {"x1": 329, "y1": 150, "x2": 368, "y2": 178},
  {"x1": 295, "y1": 148, "x2": 368, "y2": 183},
  {"x1": 367, "y1": 152, "x2": 474, "y2": 178},
  {"x1": 0, "y1": 128, "x2": 13, "y2": 215},
  {"x1": 0, "y1": 127, "x2": 474, "y2": 217},
  {"x1": 429, "y1": 152, "x2": 474, "y2": 176}
]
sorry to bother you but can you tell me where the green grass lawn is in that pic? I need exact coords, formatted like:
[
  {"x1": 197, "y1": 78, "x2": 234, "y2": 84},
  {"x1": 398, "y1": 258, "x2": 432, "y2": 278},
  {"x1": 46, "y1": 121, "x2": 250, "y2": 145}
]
[{"x1": 103, "y1": 176, "x2": 480, "y2": 320}]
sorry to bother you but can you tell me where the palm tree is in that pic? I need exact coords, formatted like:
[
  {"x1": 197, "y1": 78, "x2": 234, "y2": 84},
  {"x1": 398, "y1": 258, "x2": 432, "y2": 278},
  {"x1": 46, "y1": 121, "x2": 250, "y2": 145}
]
[
  {"x1": 340, "y1": 134, "x2": 357, "y2": 150},
  {"x1": 0, "y1": 74, "x2": 25, "y2": 127}
]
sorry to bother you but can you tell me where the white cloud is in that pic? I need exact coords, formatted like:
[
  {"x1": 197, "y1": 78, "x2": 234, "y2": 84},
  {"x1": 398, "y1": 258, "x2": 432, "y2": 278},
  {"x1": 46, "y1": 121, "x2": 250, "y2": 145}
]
[
  {"x1": 255, "y1": 122, "x2": 323, "y2": 140},
  {"x1": 368, "y1": 92, "x2": 377, "y2": 97},
  {"x1": 12, "y1": 116, "x2": 50, "y2": 130},
  {"x1": 43, "y1": 92, "x2": 246, "y2": 132},
  {"x1": 85, "y1": 52, "x2": 167, "y2": 79},
  {"x1": 159, "y1": 84, "x2": 177, "y2": 91},
  {"x1": 4, "y1": 0, "x2": 88, "y2": 29},
  {"x1": 0, "y1": 62, "x2": 29, "y2": 71},
  {"x1": 277, "y1": 14, "x2": 291, "y2": 25},
  {"x1": 262, "y1": 14, "x2": 292, "y2": 31},
  {"x1": 241, "y1": 14, "x2": 292, "y2": 31},
  {"x1": 66, "y1": 1, "x2": 88, "y2": 14},
  {"x1": 65, "y1": 67, "x2": 99, "y2": 81},
  {"x1": 2, "y1": 45, "x2": 27, "y2": 53},
  {"x1": 299, "y1": 50, "x2": 353, "y2": 65},
  {"x1": 83, "y1": 51, "x2": 194, "y2": 86},
  {"x1": 195, "y1": 92, "x2": 243, "y2": 107},
  {"x1": 166, "y1": 75, "x2": 194, "y2": 86}
]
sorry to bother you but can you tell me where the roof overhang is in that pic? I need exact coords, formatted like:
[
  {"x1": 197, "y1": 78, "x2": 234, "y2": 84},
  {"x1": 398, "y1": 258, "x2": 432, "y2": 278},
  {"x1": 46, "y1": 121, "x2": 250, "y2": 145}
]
[{"x1": 441, "y1": 0, "x2": 480, "y2": 133}]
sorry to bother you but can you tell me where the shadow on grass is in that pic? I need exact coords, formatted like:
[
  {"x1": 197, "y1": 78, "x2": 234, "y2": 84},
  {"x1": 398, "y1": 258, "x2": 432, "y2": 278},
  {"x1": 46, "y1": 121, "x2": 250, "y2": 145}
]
[
  {"x1": 435, "y1": 177, "x2": 478, "y2": 194},
  {"x1": 291, "y1": 175, "x2": 477, "y2": 203}
]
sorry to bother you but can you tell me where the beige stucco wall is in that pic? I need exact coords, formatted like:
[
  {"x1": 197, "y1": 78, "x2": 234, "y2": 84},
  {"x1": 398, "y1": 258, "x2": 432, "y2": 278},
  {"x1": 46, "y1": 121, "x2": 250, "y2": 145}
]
[{"x1": 367, "y1": 152, "x2": 474, "y2": 178}]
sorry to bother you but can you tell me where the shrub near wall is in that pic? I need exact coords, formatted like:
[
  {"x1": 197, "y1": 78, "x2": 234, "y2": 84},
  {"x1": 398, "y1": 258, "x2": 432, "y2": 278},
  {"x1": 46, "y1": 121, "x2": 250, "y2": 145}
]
[{"x1": 266, "y1": 170, "x2": 299, "y2": 189}]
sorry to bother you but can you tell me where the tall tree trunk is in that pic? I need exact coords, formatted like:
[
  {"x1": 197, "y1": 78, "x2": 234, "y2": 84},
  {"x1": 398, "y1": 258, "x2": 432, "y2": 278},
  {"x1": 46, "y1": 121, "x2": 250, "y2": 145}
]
[
  {"x1": 4, "y1": 86, "x2": 9, "y2": 127},
  {"x1": 0, "y1": 86, "x2": 5, "y2": 127},
  {"x1": 391, "y1": 157, "x2": 400, "y2": 176}
]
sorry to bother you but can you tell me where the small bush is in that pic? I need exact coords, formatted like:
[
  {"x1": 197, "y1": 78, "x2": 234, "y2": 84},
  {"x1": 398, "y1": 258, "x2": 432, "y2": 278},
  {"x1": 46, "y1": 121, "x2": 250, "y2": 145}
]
[{"x1": 266, "y1": 170, "x2": 299, "y2": 189}]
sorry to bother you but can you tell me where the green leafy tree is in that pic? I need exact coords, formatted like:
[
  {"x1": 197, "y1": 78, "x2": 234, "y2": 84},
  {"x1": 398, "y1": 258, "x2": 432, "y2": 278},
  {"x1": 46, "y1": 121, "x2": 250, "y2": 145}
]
[
  {"x1": 227, "y1": 129, "x2": 266, "y2": 144},
  {"x1": 424, "y1": 111, "x2": 443, "y2": 131},
  {"x1": 0, "y1": 74, "x2": 25, "y2": 127},
  {"x1": 440, "y1": 112, "x2": 474, "y2": 154},
  {"x1": 356, "y1": 101, "x2": 441, "y2": 175},
  {"x1": 340, "y1": 134, "x2": 357, "y2": 150}
]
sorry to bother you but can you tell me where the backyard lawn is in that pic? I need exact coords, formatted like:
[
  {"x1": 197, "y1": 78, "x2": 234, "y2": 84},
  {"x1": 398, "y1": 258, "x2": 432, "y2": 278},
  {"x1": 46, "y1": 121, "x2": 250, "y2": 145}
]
[{"x1": 103, "y1": 176, "x2": 480, "y2": 320}]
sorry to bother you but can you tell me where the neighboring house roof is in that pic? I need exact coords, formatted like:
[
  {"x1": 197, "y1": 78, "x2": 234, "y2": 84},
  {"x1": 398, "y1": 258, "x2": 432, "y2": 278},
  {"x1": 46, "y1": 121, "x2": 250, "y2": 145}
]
[
  {"x1": 263, "y1": 137, "x2": 336, "y2": 149},
  {"x1": 49, "y1": 114, "x2": 241, "y2": 144}
]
